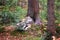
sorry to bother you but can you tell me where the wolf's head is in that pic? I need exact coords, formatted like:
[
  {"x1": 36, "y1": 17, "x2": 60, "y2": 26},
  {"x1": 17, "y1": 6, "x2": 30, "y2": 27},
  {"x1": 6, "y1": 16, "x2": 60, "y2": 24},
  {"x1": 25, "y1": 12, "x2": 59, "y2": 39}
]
[{"x1": 16, "y1": 16, "x2": 33, "y2": 30}]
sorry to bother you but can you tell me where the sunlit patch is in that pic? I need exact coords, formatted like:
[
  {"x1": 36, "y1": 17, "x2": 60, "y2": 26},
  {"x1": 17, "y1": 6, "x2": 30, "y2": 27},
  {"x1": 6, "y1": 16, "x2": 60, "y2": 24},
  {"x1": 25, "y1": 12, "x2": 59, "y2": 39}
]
[
  {"x1": 52, "y1": 36, "x2": 56, "y2": 40},
  {"x1": 58, "y1": 24, "x2": 60, "y2": 26}
]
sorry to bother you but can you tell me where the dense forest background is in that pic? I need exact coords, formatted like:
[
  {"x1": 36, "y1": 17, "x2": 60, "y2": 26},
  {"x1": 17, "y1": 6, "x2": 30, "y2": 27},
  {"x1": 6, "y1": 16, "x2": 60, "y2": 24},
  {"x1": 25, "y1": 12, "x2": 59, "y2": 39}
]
[
  {"x1": 0, "y1": 0, "x2": 60, "y2": 40},
  {"x1": 0, "y1": 0, "x2": 60, "y2": 25}
]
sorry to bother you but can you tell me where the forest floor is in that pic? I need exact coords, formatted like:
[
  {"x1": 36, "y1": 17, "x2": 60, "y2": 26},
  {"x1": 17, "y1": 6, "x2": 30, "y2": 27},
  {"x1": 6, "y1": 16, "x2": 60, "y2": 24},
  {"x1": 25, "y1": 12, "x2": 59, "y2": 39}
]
[
  {"x1": 0, "y1": 25, "x2": 42, "y2": 40},
  {"x1": 0, "y1": 25, "x2": 60, "y2": 40},
  {"x1": 0, "y1": 33, "x2": 60, "y2": 40},
  {"x1": 0, "y1": 31, "x2": 60, "y2": 40}
]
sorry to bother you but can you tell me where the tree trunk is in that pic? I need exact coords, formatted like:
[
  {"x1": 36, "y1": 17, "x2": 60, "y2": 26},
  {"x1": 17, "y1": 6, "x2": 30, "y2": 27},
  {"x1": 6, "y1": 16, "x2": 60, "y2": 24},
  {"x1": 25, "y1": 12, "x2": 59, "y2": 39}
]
[
  {"x1": 47, "y1": 0, "x2": 56, "y2": 35},
  {"x1": 27, "y1": 0, "x2": 42, "y2": 25}
]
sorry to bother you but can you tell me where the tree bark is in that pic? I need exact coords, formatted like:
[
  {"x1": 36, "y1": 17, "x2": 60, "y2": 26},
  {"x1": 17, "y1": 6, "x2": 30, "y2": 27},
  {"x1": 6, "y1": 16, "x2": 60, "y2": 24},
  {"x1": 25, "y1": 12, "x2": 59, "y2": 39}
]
[
  {"x1": 47, "y1": 0, "x2": 56, "y2": 35},
  {"x1": 27, "y1": 0, "x2": 42, "y2": 25}
]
